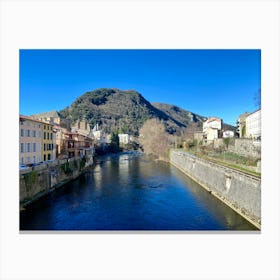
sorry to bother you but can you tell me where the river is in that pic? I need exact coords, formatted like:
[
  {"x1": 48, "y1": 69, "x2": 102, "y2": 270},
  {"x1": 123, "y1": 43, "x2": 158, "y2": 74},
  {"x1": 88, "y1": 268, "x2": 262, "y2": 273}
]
[{"x1": 20, "y1": 152, "x2": 257, "y2": 230}]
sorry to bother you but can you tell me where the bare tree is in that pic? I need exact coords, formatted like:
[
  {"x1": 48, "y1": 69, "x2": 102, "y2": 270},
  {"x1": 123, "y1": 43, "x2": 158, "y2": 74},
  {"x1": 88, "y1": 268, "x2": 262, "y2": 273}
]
[{"x1": 139, "y1": 118, "x2": 170, "y2": 160}]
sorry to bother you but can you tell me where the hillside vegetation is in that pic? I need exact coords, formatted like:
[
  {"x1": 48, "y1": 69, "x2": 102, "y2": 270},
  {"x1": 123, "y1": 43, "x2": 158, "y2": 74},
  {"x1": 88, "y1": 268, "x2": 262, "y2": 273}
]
[{"x1": 59, "y1": 88, "x2": 234, "y2": 136}]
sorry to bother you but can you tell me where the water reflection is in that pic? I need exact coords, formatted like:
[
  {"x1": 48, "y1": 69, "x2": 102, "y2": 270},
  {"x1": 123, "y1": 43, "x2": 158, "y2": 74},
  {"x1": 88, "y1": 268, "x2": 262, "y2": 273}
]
[{"x1": 20, "y1": 152, "x2": 257, "y2": 231}]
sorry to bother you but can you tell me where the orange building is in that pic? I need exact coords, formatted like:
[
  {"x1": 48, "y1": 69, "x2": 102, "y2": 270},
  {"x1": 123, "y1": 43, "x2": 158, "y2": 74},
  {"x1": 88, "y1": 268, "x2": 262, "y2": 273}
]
[{"x1": 63, "y1": 132, "x2": 94, "y2": 158}]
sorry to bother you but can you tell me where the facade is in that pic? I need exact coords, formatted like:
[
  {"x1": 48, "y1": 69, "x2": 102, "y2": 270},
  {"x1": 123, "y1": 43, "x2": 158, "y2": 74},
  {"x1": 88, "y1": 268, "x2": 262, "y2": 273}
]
[
  {"x1": 31, "y1": 110, "x2": 70, "y2": 130},
  {"x1": 222, "y1": 130, "x2": 235, "y2": 138},
  {"x1": 236, "y1": 112, "x2": 250, "y2": 138},
  {"x1": 63, "y1": 132, "x2": 94, "y2": 158},
  {"x1": 118, "y1": 134, "x2": 130, "y2": 144},
  {"x1": 245, "y1": 109, "x2": 261, "y2": 140},
  {"x1": 42, "y1": 122, "x2": 56, "y2": 161},
  {"x1": 71, "y1": 119, "x2": 91, "y2": 135},
  {"x1": 203, "y1": 117, "x2": 222, "y2": 141},
  {"x1": 19, "y1": 115, "x2": 43, "y2": 165}
]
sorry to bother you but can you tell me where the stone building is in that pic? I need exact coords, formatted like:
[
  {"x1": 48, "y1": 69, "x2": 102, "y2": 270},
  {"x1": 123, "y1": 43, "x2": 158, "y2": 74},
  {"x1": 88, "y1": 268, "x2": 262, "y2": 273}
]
[{"x1": 236, "y1": 112, "x2": 250, "y2": 138}]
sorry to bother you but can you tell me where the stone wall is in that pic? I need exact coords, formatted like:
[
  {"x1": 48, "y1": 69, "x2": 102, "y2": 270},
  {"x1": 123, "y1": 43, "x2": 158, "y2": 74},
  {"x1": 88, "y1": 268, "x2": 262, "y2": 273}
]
[
  {"x1": 213, "y1": 138, "x2": 261, "y2": 160},
  {"x1": 20, "y1": 156, "x2": 94, "y2": 207},
  {"x1": 170, "y1": 150, "x2": 261, "y2": 228}
]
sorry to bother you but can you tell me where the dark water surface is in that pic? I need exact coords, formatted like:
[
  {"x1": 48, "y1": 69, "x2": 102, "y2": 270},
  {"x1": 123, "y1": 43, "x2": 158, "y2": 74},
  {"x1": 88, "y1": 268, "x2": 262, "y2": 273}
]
[{"x1": 20, "y1": 152, "x2": 257, "y2": 231}]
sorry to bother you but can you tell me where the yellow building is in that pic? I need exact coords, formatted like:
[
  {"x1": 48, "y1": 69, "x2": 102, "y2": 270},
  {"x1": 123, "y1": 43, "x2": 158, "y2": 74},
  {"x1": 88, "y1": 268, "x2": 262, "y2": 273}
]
[
  {"x1": 19, "y1": 115, "x2": 43, "y2": 165},
  {"x1": 42, "y1": 122, "x2": 56, "y2": 161}
]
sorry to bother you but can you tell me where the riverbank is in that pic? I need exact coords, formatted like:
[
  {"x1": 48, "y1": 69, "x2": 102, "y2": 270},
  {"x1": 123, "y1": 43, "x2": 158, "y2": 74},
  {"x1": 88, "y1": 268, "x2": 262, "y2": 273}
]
[
  {"x1": 21, "y1": 152, "x2": 255, "y2": 230},
  {"x1": 170, "y1": 149, "x2": 261, "y2": 229},
  {"x1": 20, "y1": 155, "x2": 94, "y2": 210}
]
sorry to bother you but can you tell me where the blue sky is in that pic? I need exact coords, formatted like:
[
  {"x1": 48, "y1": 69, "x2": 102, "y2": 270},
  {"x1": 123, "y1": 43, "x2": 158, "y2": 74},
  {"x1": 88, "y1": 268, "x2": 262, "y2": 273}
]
[{"x1": 20, "y1": 49, "x2": 260, "y2": 126}]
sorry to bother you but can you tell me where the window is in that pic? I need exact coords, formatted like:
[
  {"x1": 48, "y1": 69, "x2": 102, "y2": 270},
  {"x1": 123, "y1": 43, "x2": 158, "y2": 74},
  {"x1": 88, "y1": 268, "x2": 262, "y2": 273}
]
[
  {"x1": 48, "y1": 154, "x2": 51, "y2": 160},
  {"x1": 33, "y1": 156, "x2": 36, "y2": 163},
  {"x1": 44, "y1": 144, "x2": 46, "y2": 151},
  {"x1": 50, "y1": 133, "x2": 53, "y2": 140},
  {"x1": 20, "y1": 143, "x2": 24, "y2": 153},
  {"x1": 27, "y1": 130, "x2": 30, "y2": 137},
  {"x1": 38, "y1": 131, "x2": 41, "y2": 138},
  {"x1": 44, "y1": 125, "x2": 46, "y2": 130},
  {"x1": 47, "y1": 133, "x2": 49, "y2": 140},
  {"x1": 33, "y1": 130, "x2": 36, "y2": 137},
  {"x1": 27, "y1": 143, "x2": 30, "y2": 152},
  {"x1": 20, "y1": 121, "x2": 24, "y2": 125},
  {"x1": 44, "y1": 155, "x2": 46, "y2": 161},
  {"x1": 21, "y1": 158, "x2": 24, "y2": 164},
  {"x1": 44, "y1": 132, "x2": 46, "y2": 139},
  {"x1": 27, "y1": 157, "x2": 30, "y2": 163},
  {"x1": 33, "y1": 143, "x2": 36, "y2": 152},
  {"x1": 38, "y1": 124, "x2": 41, "y2": 128},
  {"x1": 20, "y1": 129, "x2": 24, "y2": 137}
]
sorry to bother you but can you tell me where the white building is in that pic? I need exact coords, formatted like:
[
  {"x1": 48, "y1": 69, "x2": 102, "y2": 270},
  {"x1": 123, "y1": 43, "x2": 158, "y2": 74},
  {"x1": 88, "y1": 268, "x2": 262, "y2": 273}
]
[
  {"x1": 118, "y1": 134, "x2": 130, "y2": 144},
  {"x1": 222, "y1": 130, "x2": 234, "y2": 138},
  {"x1": 203, "y1": 117, "x2": 222, "y2": 141},
  {"x1": 245, "y1": 109, "x2": 261, "y2": 139}
]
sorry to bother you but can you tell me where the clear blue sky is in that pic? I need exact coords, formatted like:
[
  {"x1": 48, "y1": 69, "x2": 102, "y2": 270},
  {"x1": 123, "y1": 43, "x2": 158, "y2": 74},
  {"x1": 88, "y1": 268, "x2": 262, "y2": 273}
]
[{"x1": 20, "y1": 49, "x2": 260, "y2": 125}]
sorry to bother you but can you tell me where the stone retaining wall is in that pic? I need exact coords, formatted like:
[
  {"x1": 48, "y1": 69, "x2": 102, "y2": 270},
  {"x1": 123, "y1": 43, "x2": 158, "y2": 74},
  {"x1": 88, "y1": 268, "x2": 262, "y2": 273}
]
[
  {"x1": 213, "y1": 138, "x2": 261, "y2": 160},
  {"x1": 20, "y1": 156, "x2": 94, "y2": 207},
  {"x1": 170, "y1": 150, "x2": 261, "y2": 228}
]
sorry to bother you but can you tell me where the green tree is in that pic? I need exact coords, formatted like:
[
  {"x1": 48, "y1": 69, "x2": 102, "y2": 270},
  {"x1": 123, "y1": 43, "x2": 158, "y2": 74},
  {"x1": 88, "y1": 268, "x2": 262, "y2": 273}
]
[{"x1": 109, "y1": 131, "x2": 120, "y2": 153}]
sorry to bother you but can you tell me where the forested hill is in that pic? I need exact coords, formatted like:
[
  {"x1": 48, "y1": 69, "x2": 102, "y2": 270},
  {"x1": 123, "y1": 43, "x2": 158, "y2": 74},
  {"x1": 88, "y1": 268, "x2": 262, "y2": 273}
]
[
  {"x1": 59, "y1": 88, "x2": 232, "y2": 136},
  {"x1": 152, "y1": 102, "x2": 207, "y2": 129}
]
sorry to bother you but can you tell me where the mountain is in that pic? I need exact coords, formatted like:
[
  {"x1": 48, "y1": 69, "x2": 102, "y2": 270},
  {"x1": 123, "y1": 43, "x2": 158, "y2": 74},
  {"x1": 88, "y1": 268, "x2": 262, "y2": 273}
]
[
  {"x1": 152, "y1": 102, "x2": 207, "y2": 129},
  {"x1": 59, "y1": 88, "x2": 233, "y2": 136}
]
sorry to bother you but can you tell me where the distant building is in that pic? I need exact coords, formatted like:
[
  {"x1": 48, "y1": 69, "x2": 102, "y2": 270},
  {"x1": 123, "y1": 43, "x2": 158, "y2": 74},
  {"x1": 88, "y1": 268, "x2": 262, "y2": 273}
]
[
  {"x1": 203, "y1": 117, "x2": 222, "y2": 141},
  {"x1": 71, "y1": 119, "x2": 91, "y2": 136},
  {"x1": 245, "y1": 109, "x2": 261, "y2": 140},
  {"x1": 236, "y1": 112, "x2": 250, "y2": 138},
  {"x1": 63, "y1": 132, "x2": 94, "y2": 158},
  {"x1": 31, "y1": 110, "x2": 70, "y2": 129},
  {"x1": 222, "y1": 130, "x2": 235, "y2": 138},
  {"x1": 118, "y1": 134, "x2": 130, "y2": 144},
  {"x1": 19, "y1": 115, "x2": 43, "y2": 165}
]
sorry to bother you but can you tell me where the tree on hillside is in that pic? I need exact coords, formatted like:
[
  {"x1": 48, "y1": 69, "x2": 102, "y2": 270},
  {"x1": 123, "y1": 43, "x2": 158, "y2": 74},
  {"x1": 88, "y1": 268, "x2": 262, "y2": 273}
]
[
  {"x1": 109, "y1": 131, "x2": 120, "y2": 153},
  {"x1": 139, "y1": 118, "x2": 170, "y2": 160}
]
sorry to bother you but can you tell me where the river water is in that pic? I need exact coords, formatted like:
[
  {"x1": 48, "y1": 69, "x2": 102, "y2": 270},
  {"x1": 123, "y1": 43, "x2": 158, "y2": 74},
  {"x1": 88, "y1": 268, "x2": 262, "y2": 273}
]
[{"x1": 20, "y1": 152, "x2": 257, "y2": 231}]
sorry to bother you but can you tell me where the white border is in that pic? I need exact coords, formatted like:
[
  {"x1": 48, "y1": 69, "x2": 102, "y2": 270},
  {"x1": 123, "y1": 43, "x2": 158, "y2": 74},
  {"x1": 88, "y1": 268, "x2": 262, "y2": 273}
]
[{"x1": 1, "y1": 0, "x2": 280, "y2": 279}]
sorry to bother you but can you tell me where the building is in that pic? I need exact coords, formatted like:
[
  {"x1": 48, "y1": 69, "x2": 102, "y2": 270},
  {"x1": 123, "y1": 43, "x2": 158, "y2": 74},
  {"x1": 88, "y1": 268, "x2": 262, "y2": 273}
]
[
  {"x1": 42, "y1": 122, "x2": 56, "y2": 161},
  {"x1": 118, "y1": 134, "x2": 130, "y2": 144},
  {"x1": 236, "y1": 112, "x2": 250, "y2": 138},
  {"x1": 63, "y1": 132, "x2": 94, "y2": 158},
  {"x1": 203, "y1": 117, "x2": 222, "y2": 141},
  {"x1": 71, "y1": 119, "x2": 91, "y2": 136},
  {"x1": 31, "y1": 110, "x2": 70, "y2": 130},
  {"x1": 19, "y1": 115, "x2": 43, "y2": 165},
  {"x1": 222, "y1": 130, "x2": 235, "y2": 138},
  {"x1": 245, "y1": 109, "x2": 261, "y2": 140}
]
